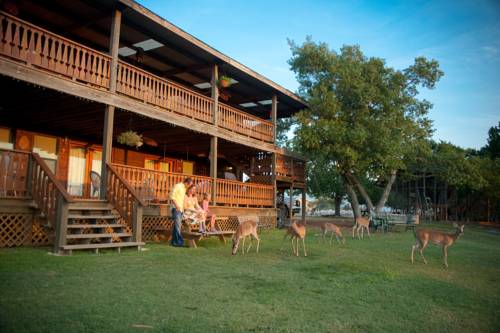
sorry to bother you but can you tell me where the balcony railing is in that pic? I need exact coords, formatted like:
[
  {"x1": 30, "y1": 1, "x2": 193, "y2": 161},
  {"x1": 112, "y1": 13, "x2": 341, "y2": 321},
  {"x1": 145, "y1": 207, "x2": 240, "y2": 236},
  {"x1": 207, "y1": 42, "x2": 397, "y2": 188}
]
[
  {"x1": 275, "y1": 154, "x2": 306, "y2": 183},
  {"x1": 0, "y1": 11, "x2": 274, "y2": 143},
  {"x1": 112, "y1": 164, "x2": 273, "y2": 207}
]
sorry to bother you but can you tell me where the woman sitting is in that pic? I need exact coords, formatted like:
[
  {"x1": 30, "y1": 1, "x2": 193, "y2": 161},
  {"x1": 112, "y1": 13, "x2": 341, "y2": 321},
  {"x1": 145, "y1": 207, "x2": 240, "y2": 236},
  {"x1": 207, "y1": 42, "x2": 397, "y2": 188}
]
[{"x1": 183, "y1": 185, "x2": 207, "y2": 233}]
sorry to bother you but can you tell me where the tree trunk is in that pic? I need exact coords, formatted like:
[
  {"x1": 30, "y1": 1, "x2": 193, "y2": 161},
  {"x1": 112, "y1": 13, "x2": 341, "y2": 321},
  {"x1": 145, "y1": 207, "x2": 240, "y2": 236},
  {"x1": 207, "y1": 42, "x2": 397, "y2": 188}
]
[
  {"x1": 346, "y1": 173, "x2": 375, "y2": 213},
  {"x1": 345, "y1": 183, "x2": 361, "y2": 219},
  {"x1": 334, "y1": 194, "x2": 341, "y2": 217},
  {"x1": 375, "y1": 170, "x2": 397, "y2": 215}
]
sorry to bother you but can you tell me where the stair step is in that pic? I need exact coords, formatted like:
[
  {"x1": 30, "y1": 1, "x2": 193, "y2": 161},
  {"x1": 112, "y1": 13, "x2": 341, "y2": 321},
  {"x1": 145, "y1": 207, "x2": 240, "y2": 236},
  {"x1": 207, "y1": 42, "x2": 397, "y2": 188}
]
[
  {"x1": 61, "y1": 241, "x2": 145, "y2": 250},
  {"x1": 68, "y1": 214, "x2": 120, "y2": 220},
  {"x1": 69, "y1": 206, "x2": 114, "y2": 211},
  {"x1": 66, "y1": 233, "x2": 131, "y2": 239},
  {"x1": 67, "y1": 224, "x2": 125, "y2": 229}
]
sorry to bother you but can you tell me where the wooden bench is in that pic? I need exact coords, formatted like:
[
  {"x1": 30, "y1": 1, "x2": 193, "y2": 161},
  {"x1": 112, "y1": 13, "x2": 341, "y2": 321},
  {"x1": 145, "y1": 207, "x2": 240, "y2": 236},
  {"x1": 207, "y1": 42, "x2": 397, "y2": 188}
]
[{"x1": 154, "y1": 226, "x2": 235, "y2": 248}]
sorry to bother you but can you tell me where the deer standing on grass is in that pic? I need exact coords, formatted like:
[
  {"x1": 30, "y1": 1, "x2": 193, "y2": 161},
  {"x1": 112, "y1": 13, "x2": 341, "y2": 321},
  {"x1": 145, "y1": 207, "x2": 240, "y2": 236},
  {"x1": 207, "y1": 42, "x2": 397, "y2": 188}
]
[
  {"x1": 320, "y1": 223, "x2": 345, "y2": 245},
  {"x1": 352, "y1": 216, "x2": 371, "y2": 240},
  {"x1": 411, "y1": 223, "x2": 465, "y2": 268},
  {"x1": 232, "y1": 217, "x2": 260, "y2": 255},
  {"x1": 280, "y1": 222, "x2": 307, "y2": 256}
]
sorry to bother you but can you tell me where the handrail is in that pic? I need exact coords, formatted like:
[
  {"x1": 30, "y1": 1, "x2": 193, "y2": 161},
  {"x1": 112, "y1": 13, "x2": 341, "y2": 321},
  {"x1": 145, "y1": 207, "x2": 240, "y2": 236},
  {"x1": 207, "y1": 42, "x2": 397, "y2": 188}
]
[
  {"x1": 0, "y1": 148, "x2": 30, "y2": 197},
  {"x1": 218, "y1": 103, "x2": 274, "y2": 142},
  {"x1": 31, "y1": 152, "x2": 74, "y2": 203},
  {"x1": 106, "y1": 163, "x2": 146, "y2": 207}
]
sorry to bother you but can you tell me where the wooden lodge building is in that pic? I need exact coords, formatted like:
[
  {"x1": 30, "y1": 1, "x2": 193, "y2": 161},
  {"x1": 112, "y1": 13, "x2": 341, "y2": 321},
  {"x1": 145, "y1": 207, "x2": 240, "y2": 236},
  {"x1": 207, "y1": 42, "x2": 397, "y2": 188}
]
[{"x1": 0, "y1": 0, "x2": 307, "y2": 253}]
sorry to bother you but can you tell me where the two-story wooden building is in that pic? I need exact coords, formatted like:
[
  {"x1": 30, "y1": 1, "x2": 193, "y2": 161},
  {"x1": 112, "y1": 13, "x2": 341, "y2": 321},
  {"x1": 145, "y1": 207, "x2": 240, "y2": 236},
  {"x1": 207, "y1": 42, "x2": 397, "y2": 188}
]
[{"x1": 0, "y1": 0, "x2": 307, "y2": 253}]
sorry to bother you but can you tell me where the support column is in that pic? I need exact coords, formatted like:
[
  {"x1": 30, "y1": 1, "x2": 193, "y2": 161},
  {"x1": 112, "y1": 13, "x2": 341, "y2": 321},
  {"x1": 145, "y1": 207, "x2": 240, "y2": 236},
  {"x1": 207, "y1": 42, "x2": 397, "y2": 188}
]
[
  {"x1": 100, "y1": 8, "x2": 121, "y2": 199},
  {"x1": 211, "y1": 64, "x2": 219, "y2": 125},
  {"x1": 289, "y1": 184, "x2": 294, "y2": 220},
  {"x1": 271, "y1": 94, "x2": 277, "y2": 143},
  {"x1": 301, "y1": 187, "x2": 306, "y2": 224},
  {"x1": 210, "y1": 136, "x2": 218, "y2": 205},
  {"x1": 272, "y1": 153, "x2": 277, "y2": 208}
]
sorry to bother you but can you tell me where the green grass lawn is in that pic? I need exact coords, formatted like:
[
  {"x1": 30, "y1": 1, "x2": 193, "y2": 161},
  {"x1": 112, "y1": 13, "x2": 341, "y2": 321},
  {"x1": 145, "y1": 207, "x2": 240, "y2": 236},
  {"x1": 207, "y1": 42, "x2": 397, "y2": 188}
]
[{"x1": 1, "y1": 223, "x2": 499, "y2": 333}]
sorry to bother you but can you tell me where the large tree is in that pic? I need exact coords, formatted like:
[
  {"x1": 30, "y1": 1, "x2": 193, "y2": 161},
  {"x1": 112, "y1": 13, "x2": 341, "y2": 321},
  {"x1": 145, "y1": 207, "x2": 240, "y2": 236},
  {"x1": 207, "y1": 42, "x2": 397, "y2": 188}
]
[
  {"x1": 287, "y1": 39, "x2": 443, "y2": 216},
  {"x1": 307, "y1": 158, "x2": 346, "y2": 216}
]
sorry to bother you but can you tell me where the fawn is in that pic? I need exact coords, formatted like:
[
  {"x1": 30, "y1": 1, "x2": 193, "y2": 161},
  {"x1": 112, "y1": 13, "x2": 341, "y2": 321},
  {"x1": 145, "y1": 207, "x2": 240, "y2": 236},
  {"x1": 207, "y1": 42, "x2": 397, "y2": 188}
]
[
  {"x1": 280, "y1": 222, "x2": 307, "y2": 256},
  {"x1": 411, "y1": 223, "x2": 465, "y2": 268},
  {"x1": 232, "y1": 217, "x2": 260, "y2": 255},
  {"x1": 320, "y1": 223, "x2": 345, "y2": 245},
  {"x1": 352, "y1": 216, "x2": 371, "y2": 239}
]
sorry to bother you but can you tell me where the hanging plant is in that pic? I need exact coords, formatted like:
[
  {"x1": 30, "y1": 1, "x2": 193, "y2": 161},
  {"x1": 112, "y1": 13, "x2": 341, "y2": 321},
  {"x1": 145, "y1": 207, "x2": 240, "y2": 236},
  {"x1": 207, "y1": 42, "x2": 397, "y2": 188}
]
[
  {"x1": 117, "y1": 130, "x2": 143, "y2": 149},
  {"x1": 217, "y1": 75, "x2": 233, "y2": 88}
]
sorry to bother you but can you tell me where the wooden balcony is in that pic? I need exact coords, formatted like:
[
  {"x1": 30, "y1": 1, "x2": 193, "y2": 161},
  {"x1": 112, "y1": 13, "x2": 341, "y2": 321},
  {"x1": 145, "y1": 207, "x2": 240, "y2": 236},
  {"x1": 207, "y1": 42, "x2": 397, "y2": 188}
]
[
  {"x1": 112, "y1": 164, "x2": 274, "y2": 208},
  {"x1": 276, "y1": 154, "x2": 306, "y2": 184},
  {"x1": 0, "y1": 11, "x2": 274, "y2": 144}
]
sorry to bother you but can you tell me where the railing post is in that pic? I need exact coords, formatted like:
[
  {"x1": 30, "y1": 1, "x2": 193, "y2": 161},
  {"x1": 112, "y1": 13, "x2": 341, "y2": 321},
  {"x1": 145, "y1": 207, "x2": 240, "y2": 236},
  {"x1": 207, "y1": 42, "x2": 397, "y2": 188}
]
[
  {"x1": 53, "y1": 193, "x2": 69, "y2": 254},
  {"x1": 210, "y1": 136, "x2": 218, "y2": 205},
  {"x1": 271, "y1": 94, "x2": 277, "y2": 143},
  {"x1": 26, "y1": 154, "x2": 33, "y2": 197},
  {"x1": 301, "y1": 186, "x2": 306, "y2": 224},
  {"x1": 100, "y1": 8, "x2": 121, "y2": 199},
  {"x1": 132, "y1": 200, "x2": 143, "y2": 243},
  {"x1": 211, "y1": 64, "x2": 219, "y2": 125},
  {"x1": 272, "y1": 153, "x2": 277, "y2": 209},
  {"x1": 289, "y1": 184, "x2": 294, "y2": 220}
]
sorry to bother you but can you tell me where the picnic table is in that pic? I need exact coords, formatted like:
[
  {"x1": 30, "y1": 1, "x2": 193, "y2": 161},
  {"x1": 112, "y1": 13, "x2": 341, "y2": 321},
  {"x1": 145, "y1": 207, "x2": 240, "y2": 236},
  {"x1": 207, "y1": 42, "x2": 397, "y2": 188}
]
[
  {"x1": 154, "y1": 222, "x2": 235, "y2": 248},
  {"x1": 371, "y1": 214, "x2": 419, "y2": 233}
]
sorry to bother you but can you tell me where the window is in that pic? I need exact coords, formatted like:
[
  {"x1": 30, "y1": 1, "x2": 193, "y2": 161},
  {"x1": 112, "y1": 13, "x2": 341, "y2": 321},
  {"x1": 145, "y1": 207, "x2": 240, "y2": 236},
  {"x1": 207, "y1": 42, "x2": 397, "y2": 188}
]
[
  {"x1": 158, "y1": 161, "x2": 170, "y2": 172},
  {"x1": 0, "y1": 128, "x2": 13, "y2": 149},
  {"x1": 33, "y1": 135, "x2": 57, "y2": 173},
  {"x1": 91, "y1": 151, "x2": 102, "y2": 198},
  {"x1": 67, "y1": 147, "x2": 86, "y2": 196},
  {"x1": 182, "y1": 161, "x2": 194, "y2": 175},
  {"x1": 144, "y1": 159, "x2": 156, "y2": 170}
]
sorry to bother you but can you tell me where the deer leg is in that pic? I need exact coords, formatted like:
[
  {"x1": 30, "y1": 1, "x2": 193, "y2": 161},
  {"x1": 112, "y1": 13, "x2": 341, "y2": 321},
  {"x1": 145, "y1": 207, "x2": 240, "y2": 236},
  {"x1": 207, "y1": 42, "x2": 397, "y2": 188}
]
[
  {"x1": 330, "y1": 232, "x2": 335, "y2": 245},
  {"x1": 352, "y1": 225, "x2": 356, "y2": 239},
  {"x1": 292, "y1": 237, "x2": 297, "y2": 256},
  {"x1": 443, "y1": 246, "x2": 449, "y2": 268},
  {"x1": 302, "y1": 237, "x2": 307, "y2": 257},
  {"x1": 411, "y1": 243, "x2": 418, "y2": 264},
  {"x1": 254, "y1": 232, "x2": 260, "y2": 253},
  {"x1": 419, "y1": 241, "x2": 428, "y2": 264},
  {"x1": 246, "y1": 236, "x2": 253, "y2": 253},
  {"x1": 241, "y1": 236, "x2": 246, "y2": 255},
  {"x1": 366, "y1": 225, "x2": 371, "y2": 238}
]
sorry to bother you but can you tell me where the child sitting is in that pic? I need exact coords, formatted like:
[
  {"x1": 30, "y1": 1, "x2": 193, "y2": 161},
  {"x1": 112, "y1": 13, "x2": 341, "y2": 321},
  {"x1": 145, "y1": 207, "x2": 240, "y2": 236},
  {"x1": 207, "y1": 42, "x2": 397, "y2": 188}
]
[{"x1": 202, "y1": 193, "x2": 217, "y2": 232}]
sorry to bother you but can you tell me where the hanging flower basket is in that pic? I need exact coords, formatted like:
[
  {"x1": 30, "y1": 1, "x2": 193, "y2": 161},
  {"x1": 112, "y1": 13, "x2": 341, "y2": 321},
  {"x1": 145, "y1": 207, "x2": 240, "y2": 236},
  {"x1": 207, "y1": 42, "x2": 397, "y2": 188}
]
[
  {"x1": 117, "y1": 130, "x2": 143, "y2": 149},
  {"x1": 217, "y1": 75, "x2": 232, "y2": 88}
]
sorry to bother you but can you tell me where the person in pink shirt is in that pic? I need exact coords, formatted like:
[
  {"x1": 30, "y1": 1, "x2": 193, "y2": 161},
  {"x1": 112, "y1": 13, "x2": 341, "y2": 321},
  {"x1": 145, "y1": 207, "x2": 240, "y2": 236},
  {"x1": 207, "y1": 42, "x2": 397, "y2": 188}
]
[{"x1": 202, "y1": 193, "x2": 217, "y2": 232}]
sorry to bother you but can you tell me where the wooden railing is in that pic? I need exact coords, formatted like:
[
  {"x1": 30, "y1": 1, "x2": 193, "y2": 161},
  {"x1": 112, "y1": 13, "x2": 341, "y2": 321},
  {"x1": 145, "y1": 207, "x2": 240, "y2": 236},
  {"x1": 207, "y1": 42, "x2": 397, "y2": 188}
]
[
  {"x1": 106, "y1": 163, "x2": 145, "y2": 242},
  {"x1": 216, "y1": 178, "x2": 273, "y2": 207},
  {"x1": 31, "y1": 152, "x2": 74, "y2": 229},
  {"x1": 112, "y1": 164, "x2": 273, "y2": 207},
  {"x1": 0, "y1": 11, "x2": 111, "y2": 89},
  {"x1": 275, "y1": 154, "x2": 306, "y2": 182},
  {"x1": 218, "y1": 103, "x2": 274, "y2": 142},
  {"x1": 116, "y1": 61, "x2": 214, "y2": 123},
  {"x1": 0, "y1": 148, "x2": 29, "y2": 197},
  {"x1": 112, "y1": 164, "x2": 212, "y2": 202}
]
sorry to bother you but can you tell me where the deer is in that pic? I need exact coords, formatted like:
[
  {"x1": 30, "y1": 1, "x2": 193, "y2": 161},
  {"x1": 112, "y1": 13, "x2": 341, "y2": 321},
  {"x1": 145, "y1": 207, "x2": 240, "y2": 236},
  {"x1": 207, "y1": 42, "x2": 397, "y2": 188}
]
[
  {"x1": 231, "y1": 217, "x2": 260, "y2": 255},
  {"x1": 280, "y1": 222, "x2": 307, "y2": 256},
  {"x1": 352, "y1": 216, "x2": 371, "y2": 240},
  {"x1": 320, "y1": 223, "x2": 345, "y2": 245},
  {"x1": 411, "y1": 223, "x2": 465, "y2": 268}
]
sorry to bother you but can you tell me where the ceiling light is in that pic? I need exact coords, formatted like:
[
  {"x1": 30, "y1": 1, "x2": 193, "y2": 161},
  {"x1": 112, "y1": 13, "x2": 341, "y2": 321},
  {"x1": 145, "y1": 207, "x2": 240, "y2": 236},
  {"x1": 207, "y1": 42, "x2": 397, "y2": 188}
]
[
  {"x1": 258, "y1": 100, "x2": 272, "y2": 105},
  {"x1": 239, "y1": 102, "x2": 258, "y2": 108},
  {"x1": 118, "y1": 47, "x2": 136, "y2": 57},
  {"x1": 194, "y1": 82, "x2": 212, "y2": 89},
  {"x1": 133, "y1": 39, "x2": 164, "y2": 51}
]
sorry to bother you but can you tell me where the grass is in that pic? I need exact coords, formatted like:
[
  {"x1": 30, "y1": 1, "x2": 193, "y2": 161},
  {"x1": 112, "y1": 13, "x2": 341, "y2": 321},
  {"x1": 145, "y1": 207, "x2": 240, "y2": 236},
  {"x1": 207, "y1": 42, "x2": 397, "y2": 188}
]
[{"x1": 0, "y1": 223, "x2": 499, "y2": 333}]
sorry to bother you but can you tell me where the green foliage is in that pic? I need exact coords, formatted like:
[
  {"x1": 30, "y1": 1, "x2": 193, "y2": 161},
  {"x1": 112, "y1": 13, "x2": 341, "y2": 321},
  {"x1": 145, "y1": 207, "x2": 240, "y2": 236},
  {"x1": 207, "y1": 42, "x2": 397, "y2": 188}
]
[
  {"x1": 1, "y1": 226, "x2": 499, "y2": 332},
  {"x1": 307, "y1": 157, "x2": 345, "y2": 200},
  {"x1": 481, "y1": 121, "x2": 500, "y2": 159},
  {"x1": 288, "y1": 39, "x2": 441, "y2": 177}
]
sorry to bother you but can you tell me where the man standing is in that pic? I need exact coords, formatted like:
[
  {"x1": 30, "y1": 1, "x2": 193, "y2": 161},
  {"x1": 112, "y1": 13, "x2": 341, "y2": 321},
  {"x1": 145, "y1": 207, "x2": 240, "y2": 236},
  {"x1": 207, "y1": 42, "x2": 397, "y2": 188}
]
[{"x1": 170, "y1": 177, "x2": 193, "y2": 247}]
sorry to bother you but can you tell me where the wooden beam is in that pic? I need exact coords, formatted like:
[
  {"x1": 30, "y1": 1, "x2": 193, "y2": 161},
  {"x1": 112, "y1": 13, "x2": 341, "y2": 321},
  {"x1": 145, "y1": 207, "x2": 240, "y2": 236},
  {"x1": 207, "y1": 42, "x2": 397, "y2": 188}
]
[
  {"x1": 210, "y1": 136, "x2": 218, "y2": 205},
  {"x1": 272, "y1": 153, "x2": 277, "y2": 209},
  {"x1": 211, "y1": 64, "x2": 219, "y2": 125},
  {"x1": 301, "y1": 187, "x2": 306, "y2": 224},
  {"x1": 100, "y1": 8, "x2": 121, "y2": 199},
  {"x1": 271, "y1": 94, "x2": 277, "y2": 143}
]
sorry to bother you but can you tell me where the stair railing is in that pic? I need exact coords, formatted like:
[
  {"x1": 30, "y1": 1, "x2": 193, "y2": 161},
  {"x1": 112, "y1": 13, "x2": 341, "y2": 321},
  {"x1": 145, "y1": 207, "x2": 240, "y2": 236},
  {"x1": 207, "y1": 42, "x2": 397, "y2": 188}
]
[
  {"x1": 106, "y1": 163, "x2": 146, "y2": 242},
  {"x1": 30, "y1": 152, "x2": 74, "y2": 252}
]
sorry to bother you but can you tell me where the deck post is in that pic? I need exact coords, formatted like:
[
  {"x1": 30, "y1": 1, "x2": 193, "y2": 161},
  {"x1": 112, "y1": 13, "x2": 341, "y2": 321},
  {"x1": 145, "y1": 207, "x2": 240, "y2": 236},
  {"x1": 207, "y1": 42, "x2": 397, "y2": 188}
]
[
  {"x1": 301, "y1": 186, "x2": 306, "y2": 224},
  {"x1": 100, "y1": 8, "x2": 121, "y2": 199},
  {"x1": 289, "y1": 184, "x2": 294, "y2": 220},
  {"x1": 211, "y1": 64, "x2": 219, "y2": 125},
  {"x1": 210, "y1": 136, "x2": 218, "y2": 205},
  {"x1": 272, "y1": 153, "x2": 277, "y2": 208},
  {"x1": 54, "y1": 193, "x2": 69, "y2": 254},
  {"x1": 271, "y1": 94, "x2": 277, "y2": 143}
]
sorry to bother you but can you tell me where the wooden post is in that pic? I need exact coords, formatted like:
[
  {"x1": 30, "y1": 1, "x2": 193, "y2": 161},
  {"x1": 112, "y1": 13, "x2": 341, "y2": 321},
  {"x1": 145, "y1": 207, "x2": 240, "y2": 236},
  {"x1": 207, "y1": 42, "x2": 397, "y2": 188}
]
[
  {"x1": 100, "y1": 9, "x2": 121, "y2": 199},
  {"x1": 271, "y1": 94, "x2": 277, "y2": 143},
  {"x1": 211, "y1": 64, "x2": 219, "y2": 125},
  {"x1": 54, "y1": 194, "x2": 69, "y2": 254},
  {"x1": 272, "y1": 153, "x2": 277, "y2": 208},
  {"x1": 210, "y1": 136, "x2": 218, "y2": 205},
  {"x1": 289, "y1": 184, "x2": 293, "y2": 220},
  {"x1": 301, "y1": 186, "x2": 306, "y2": 224},
  {"x1": 132, "y1": 201, "x2": 143, "y2": 242}
]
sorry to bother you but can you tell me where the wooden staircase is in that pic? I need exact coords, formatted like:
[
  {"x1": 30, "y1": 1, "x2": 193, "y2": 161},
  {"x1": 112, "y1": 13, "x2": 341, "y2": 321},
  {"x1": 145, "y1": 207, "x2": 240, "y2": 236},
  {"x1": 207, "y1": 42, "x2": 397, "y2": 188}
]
[{"x1": 59, "y1": 200, "x2": 144, "y2": 255}]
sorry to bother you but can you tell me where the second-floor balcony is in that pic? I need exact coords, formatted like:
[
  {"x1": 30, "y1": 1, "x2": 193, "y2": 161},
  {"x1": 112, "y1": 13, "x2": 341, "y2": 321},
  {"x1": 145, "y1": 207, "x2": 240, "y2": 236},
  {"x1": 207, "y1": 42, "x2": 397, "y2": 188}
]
[{"x1": 0, "y1": 11, "x2": 275, "y2": 143}]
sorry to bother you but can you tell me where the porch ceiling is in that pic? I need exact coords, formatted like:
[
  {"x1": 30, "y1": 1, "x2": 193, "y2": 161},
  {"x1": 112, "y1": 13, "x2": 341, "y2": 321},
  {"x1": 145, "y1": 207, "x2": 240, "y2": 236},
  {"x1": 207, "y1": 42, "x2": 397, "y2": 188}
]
[
  {"x1": 0, "y1": 76, "x2": 263, "y2": 159},
  {"x1": 11, "y1": 0, "x2": 306, "y2": 119}
]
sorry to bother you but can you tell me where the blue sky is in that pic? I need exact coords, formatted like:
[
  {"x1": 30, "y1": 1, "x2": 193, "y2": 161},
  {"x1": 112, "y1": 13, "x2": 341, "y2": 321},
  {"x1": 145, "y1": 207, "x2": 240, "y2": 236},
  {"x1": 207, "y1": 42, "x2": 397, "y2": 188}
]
[{"x1": 138, "y1": 0, "x2": 500, "y2": 149}]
